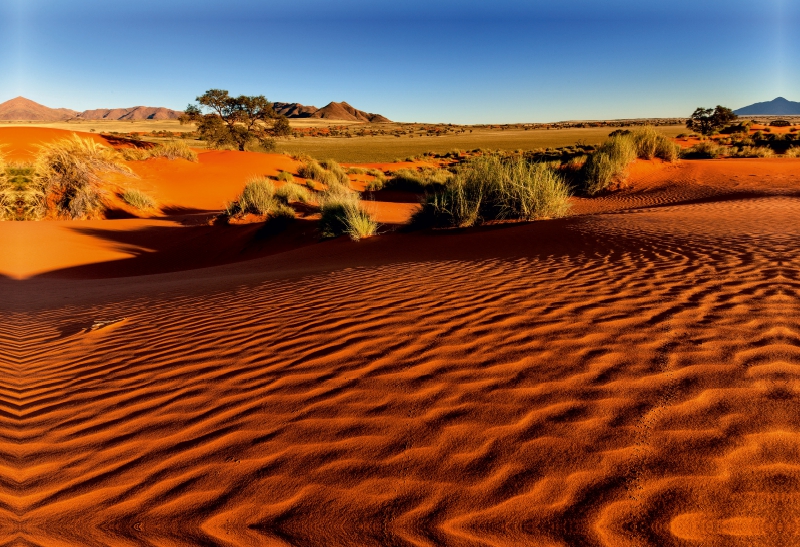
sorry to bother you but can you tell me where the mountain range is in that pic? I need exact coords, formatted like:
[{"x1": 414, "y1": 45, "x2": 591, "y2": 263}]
[
  {"x1": 734, "y1": 97, "x2": 800, "y2": 116},
  {"x1": 0, "y1": 96, "x2": 391, "y2": 123},
  {"x1": 273, "y1": 101, "x2": 391, "y2": 123},
  {"x1": 0, "y1": 97, "x2": 182, "y2": 121}
]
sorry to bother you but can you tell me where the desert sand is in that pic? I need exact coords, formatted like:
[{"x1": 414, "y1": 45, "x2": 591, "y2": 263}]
[{"x1": 1, "y1": 128, "x2": 799, "y2": 545}]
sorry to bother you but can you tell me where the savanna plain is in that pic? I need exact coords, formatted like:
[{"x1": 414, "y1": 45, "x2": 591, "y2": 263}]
[{"x1": 1, "y1": 114, "x2": 799, "y2": 547}]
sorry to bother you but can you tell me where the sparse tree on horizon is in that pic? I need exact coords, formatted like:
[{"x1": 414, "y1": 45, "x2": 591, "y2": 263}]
[
  {"x1": 180, "y1": 89, "x2": 291, "y2": 151},
  {"x1": 686, "y1": 105, "x2": 737, "y2": 136}
]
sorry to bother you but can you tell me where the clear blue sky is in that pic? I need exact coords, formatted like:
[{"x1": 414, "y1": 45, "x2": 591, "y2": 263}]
[{"x1": 0, "y1": 0, "x2": 796, "y2": 123}]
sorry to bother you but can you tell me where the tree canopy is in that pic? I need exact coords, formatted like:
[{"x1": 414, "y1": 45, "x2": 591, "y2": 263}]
[
  {"x1": 686, "y1": 106, "x2": 737, "y2": 136},
  {"x1": 180, "y1": 90, "x2": 291, "y2": 151}
]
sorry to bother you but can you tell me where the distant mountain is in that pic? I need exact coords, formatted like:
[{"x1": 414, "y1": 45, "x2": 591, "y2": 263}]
[
  {"x1": 273, "y1": 100, "x2": 391, "y2": 122},
  {"x1": 273, "y1": 102, "x2": 319, "y2": 118},
  {"x1": 0, "y1": 97, "x2": 181, "y2": 121},
  {"x1": 734, "y1": 97, "x2": 800, "y2": 116},
  {"x1": 0, "y1": 97, "x2": 77, "y2": 121},
  {"x1": 76, "y1": 106, "x2": 182, "y2": 120}
]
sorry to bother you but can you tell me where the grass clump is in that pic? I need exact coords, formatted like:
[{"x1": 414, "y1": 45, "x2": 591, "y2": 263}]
[
  {"x1": 0, "y1": 150, "x2": 12, "y2": 220},
  {"x1": 581, "y1": 135, "x2": 637, "y2": 195},
  {"x1": 121, "y1": 188, "x2": 156, "y2": 210},
  {"x1": 150, "y1": 140, "x2": 198, "y2": 162},
  {"x1": 298, "y1": 158, "x2": 350, "y2": 187},
  {"x1": 681, "y1": 141, "x2": 726, "y2": 159},
  {"x1": 224, "y1": 177, "x2": 294, "y2": 220},
  {"x1": 733, "y1": 146, "x2": 774, "y2": 158},
  {"x1": 318, "y1": 184, "x2": 377, "y2": 241},
  {"x1": 120, "y1": 140, "x2": 198, "y2": 162},
  {"x1": 274, "y1": 183, "x2": 311, "y2": 204},
  {"x1": 32, "y1": 135, "x2": 132, "y2": 219},
  {"x1": 644, "y1": 129, "x2": 682, "y2": 162},
  {"x1": 581, "y1": 127, "x2": 680, "y2": 195},
  {"x1": 785, "y1": 147, "x2": 800, "y2": 157},
  {"x1": 276, "y1": 171, "x2": 294, "y2": 183},
  {"x1": 385, "y1": 168, "x2": 452, "y2": 192},
  {"x1": 413, "y1": 154, "x2": 571, "y2": 228}
]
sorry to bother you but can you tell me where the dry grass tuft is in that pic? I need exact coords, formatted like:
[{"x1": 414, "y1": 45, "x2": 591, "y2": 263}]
[
  {"x1": 318, "y1": 184, "x2": 377, "y2": 240},
  {"x1": 224, "y1": 177, "x2": 295, "y2": 220},
  {"x1": 32, "y1": 135, "x2": 132, "y2": 219},
  {"x1": 413, "y1": 154, "x2": 571, "y2": 228},
  {"x1": 121, "y1": 140, "x2": 198, "y2": 162},
  {"x1": 121, "y1": 188, "x2": 157, "y2": 210}
]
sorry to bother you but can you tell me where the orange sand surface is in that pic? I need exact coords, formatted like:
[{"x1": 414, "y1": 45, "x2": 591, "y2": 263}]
[
  {"x1": 3, "y1": 129, "x2": 800, "y2": 545},
  {"x1": 0, "y1": 126, "x2": 109, "y2": 161}
]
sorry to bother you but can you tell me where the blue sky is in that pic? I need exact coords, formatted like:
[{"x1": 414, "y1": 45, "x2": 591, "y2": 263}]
[{"x1": 0, "y1": 0, "x2": 796, "y2": 123}]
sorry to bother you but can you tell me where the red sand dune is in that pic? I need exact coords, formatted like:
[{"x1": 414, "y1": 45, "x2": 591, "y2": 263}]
[{"x1": 2, "y1": 128, "x2": 800, "y2": 545}]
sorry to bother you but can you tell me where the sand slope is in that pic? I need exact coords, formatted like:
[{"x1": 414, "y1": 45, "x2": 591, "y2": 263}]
[{"x1": 2, "y1": 131, "x2": 800, "y2": 545}]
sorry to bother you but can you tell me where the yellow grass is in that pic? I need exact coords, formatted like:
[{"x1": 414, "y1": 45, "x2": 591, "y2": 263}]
[{"x1": 275, "y1": 125, "x2": 688, "y2": 163}]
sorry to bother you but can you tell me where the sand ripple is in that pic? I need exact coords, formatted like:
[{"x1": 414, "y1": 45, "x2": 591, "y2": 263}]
[{"x1": 1, "y1": 196, "x2": 800, "y2": 545}]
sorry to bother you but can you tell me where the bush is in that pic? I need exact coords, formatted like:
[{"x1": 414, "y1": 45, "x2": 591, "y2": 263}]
[
  {"x1": 297, "y1": 159, "x2": 326, "y2": 180},
  {"x1": 733, "y1": 146, "x2": 774, "y2": 158},
  {"x1": 225, "y1": 177, "x2": 294, "y2": 219},
  {"x1": 121, "y1": 188, "x2": 156, "y2": 210},
  {"x1": 385, "y1": 168, "x2": 451, "y2": 192},
  {"x1": 150, "y1": 140, "x2": 198, "y2": 162},
  {"x1": 32, "y1": 135, "x2": 132, "y2": 219},
  {"x1": 120, "y1": 140, "x2": 198, "y2": 162},
  {"x1": 318, "y1": 184, "x2": 377, "y2": 240},
  {"x1": 276, "y1": 171, "x2": 294, "y2": 183},
  {"x1": 632, "y1": 126, "x2": 681, "y2": 161},
  {"x1": 785, "y1": 147, "x2": 800, "y2": 157},
  {"x1": 0, "y1": 151, "x2": 11, "y2": 221},
  {"x1": 581, "y1": 135, "x2": 637, "y2": 195},
  {"x1": 119, "y1": 148, "x2": 152, "y2": 161},
  {"x1": 412, "y1": 154, "x2": 571, "y2": 228},
  {"x1": 274, "y1": 183, "x2": 311, "y2": 204},
  {"x1": 319, "y1": 158, "x2": 349, "y2": 185},
  {"x1": 681, "y1": 141, "x2": 726, "y2": 159}
]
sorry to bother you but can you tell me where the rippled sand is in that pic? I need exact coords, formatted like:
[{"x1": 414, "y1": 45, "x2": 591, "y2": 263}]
[{"x1": 2, "y1": 158, "x2": 800, "y2": 545}]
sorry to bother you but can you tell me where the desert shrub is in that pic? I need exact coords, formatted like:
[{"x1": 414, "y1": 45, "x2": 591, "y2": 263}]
[
  {"x1": 346, "y1": 167, "x2": 367, "y2": 175},
  {"x1": 733, "y1": 146, "x2": 774, "y2": 158},
  {"x1": 274, "y1": 183, "x2": 311, "y2": 204},
  {"x1": 121, "y1": 188, "x2": 156, "y2": 210},
  {"x1": 319, "y1": 158, "x2": 349, "y2": 185},
  {"x1": 119, "y1": 148, "x2": 152, "y2": 161},
  {"x1": 771, "y1": 120, "x2": 791, "y2": 127},
  {"x1": 608, "y1": 129, "x2": 632, "y2": 138},
  {"x1": 785, "y1": 147, "x2": 800, "y2": 157},
  {"x1": 0, "y1": 151, "x2": 11, "y2": 220},
  {"x1": 120, "y1": 140, "x2": 197, "y2": 162},
  {"x1": 581, "y1": 135, "x2": 637, "y2": 195},
  {"x1": 150, "y1": 140, "x2": 198, "y2": 162},
  {"x1": 276, "y1": 171, "x2": 294, "y2": 183},
  {"x1": 318, "y1": 185, "x2": 377, "y2": 240},
  {"x1": 225, "y1": 177, "x2": 294, "y2": 219},
  {"x1": 385, "y1": 168, "x2": 451, "y2": 192},
  {"x1": 681, "y1": 141, "x2": 726, "y2": 159},
  {"x1": 32, "y1": 135, "x2": 132, "y2": 219},
  {"x1": 412, "y1": 154, "x2": 570, "y2": 228},
  {"x1": 297, "y1": 159, "x2": 324, "y2": 180},
  {"x1": 632, "y1": 126, "x2": 681, "y2": 161}
]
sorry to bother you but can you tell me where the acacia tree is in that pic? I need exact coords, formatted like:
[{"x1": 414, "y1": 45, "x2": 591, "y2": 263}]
[
  {"x1": 686, "y1": 105, "x2": 737, "y2": 136},
  {"x1": 180, "y1": 89, "x2": 291, "y2": 151}
]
